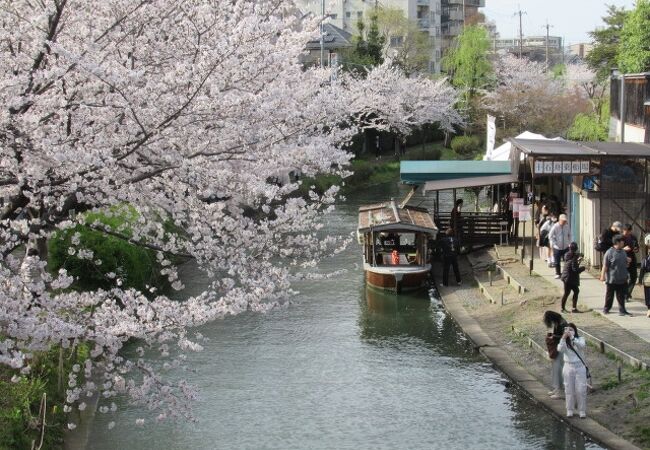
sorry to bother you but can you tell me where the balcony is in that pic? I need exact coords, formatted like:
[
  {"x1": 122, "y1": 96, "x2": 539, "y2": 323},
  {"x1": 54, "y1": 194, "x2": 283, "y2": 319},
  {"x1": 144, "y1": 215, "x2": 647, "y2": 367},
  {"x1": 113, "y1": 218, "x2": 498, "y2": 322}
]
[
  {"x1": 442, "y1": 23, "x2": 463, "y2": 36},
  {"x1": 417, "y1": 18, "x2": 431, "y2": 28},
  {"x1": 446, "y1": 0, "x2": 485, "y2": 6}
]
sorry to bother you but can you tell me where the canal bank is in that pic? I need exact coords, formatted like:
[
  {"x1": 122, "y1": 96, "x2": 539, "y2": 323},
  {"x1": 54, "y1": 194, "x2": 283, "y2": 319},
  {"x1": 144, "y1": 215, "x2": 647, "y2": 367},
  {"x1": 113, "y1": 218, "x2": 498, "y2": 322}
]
[{"x1": 434, "y1": 260, "x2": 642, "y2": 450}]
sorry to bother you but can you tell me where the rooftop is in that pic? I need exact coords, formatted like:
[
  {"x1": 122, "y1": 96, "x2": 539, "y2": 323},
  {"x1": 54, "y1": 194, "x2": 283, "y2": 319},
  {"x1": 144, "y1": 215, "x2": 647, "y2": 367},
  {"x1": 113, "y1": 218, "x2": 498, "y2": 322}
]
[
  {"x1": 358, "y1": 201, "x2": 437, "y2": 234},
  {"x1": 509, "y1": 138, "x2": 650, "y2": 157}
]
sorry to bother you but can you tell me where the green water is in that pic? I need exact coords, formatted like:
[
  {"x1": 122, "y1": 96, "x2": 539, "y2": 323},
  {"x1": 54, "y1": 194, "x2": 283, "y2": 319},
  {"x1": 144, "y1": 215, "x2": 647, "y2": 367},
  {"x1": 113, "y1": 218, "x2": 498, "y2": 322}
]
[{"x1": 88, "y1": 183, "x2": 602, "y2": 450}]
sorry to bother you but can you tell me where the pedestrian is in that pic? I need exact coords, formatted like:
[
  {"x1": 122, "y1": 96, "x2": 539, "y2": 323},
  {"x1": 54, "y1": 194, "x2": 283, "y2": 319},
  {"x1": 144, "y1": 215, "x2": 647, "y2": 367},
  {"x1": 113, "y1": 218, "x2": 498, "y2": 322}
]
[
  {"x1": 440, "y1": 228, "x2": 461, "y2": 287},
  {"x1": 450, "y1": 198, "x2": 464, "y2": 243},
  {"x1": 375, "y1": 135, "x2": 381, "y2": 160},
  {"x1": 541, "y1": 213, "x2": 556, "y2": 267},
  {"x1": 560, "y1": 242, "x2": 585, "y2": 313},
  {"x1": 549, "y1": 214, "x2": 571, "y2": 278},
  {"x1": 622, "y1": 224, "x2": 639, "y2": 300},
  {"x1": 600, "y1": 234, "x2": 632, "y2": 316},
  {"x1": 543, "y1": 310, "x2": 568, "y2": 399},
  {"x1": 596, "y1": 221, "x2": 622, "y2": 255},
  {"x1": 557, "y1": 323, "x2": 588, "y2": 419},
  {"x1": 400, "y1": 137, "x2": 406, "y2": 156},
  {"x1": 536, "y1": 205, "x2": 550, "y2": 262},
  {"x1": 638, "y1": 234, "x2": 650, "y2": 318}
]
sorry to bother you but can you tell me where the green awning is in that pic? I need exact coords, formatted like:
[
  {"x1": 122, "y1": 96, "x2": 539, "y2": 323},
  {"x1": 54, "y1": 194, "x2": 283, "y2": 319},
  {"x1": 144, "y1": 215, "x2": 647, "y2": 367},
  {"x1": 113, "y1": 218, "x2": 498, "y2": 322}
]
[
  {"x1": 400, "y1": 160, "x2": 517, "y2": 191},
  {"x1": 401, "y1": 160, "x2": 512, "y2": 184}
]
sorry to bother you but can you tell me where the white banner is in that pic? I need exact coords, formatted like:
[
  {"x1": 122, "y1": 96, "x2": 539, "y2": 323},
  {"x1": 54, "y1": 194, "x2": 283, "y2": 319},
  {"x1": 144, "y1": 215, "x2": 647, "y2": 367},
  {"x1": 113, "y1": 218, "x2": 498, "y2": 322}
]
[{"x1": 486, "y1": 115, "x2": 496, "y2": 160}]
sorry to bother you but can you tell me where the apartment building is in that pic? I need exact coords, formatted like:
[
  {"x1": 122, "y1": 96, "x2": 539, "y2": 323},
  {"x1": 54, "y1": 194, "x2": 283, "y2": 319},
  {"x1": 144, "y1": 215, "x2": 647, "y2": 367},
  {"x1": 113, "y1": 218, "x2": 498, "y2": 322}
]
[
  {"x1": 440, "y1": 0, "x2": 485, "y2": 53},
  {"x1": 297, "y1": 0, "x2": 485, "y2": 73}
]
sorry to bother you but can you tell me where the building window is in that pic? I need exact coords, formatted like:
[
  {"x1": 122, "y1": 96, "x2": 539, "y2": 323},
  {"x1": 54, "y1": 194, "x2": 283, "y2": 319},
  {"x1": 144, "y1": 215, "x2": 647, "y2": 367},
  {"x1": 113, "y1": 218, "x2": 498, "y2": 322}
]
[
  {"x1": 357, "y1": 11, "x2": 363, "y2": 18},
  {"x1": 346, "y1": 11, "x2": 351, "y2": 18},
  {"x1": 330, "y1": 13, "x2": 337, "y2": 19},
  {"x1": 390, "y1": 36, "x2": 404, "y2": 47}
]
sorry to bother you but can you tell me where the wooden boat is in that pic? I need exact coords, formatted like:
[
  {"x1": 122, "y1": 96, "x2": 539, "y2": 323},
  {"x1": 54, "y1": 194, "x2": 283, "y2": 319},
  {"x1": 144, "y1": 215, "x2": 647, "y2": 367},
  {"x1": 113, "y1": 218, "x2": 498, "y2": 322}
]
[{"x1": 357, "y1": 200, "x2": 438, "y2": 293}]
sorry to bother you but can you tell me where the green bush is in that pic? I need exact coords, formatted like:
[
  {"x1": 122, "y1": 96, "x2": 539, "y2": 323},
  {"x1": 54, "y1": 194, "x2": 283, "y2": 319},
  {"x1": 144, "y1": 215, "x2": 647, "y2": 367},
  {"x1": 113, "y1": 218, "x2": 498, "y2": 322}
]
[
  {"x1": 48, "y1": 207, "x2": 169, "y2": 294},
  {"x1": 0, "y1": 344, "x2": 89, "y2": 449},
  {"x1": 450, "y1": 135, "x2": 481, "y2": 160},
  {"x1": 567, "y1": 113, "x2": 608, "y2": 141},
  {"x1": 401, "y1": 144, "x2": 443, "y2": 161}
]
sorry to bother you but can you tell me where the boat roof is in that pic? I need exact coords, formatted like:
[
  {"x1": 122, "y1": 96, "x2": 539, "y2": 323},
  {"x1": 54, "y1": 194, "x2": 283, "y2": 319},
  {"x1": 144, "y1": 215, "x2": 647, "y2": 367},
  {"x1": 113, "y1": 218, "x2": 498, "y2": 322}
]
[{"x1": 358, "y1": 200, "x2": 437, "y2": 234}]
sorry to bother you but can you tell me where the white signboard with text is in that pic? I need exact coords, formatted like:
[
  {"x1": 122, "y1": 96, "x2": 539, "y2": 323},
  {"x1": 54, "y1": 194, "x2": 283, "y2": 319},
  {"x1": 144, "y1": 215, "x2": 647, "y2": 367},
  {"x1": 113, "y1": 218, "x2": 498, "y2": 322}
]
[{"x1": 534, "y1": 160, "x2": 590, "y2": 175}]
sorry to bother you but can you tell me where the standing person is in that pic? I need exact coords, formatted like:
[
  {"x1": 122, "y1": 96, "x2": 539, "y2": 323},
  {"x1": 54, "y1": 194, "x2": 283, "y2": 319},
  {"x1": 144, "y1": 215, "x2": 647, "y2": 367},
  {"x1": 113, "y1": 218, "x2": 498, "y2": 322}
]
[
  {"x1": 600, "y1": 235, "x2": 632, "y2": 316},
  {"x1": 557, "y1": 323, "x2": 588, "y2": 418},
  {"x1": 560, "y1": 242, "x2": 585, "y2": 313},
  {"x1": 597, "y1": 221, "x2": 622, "y2": 255},
  {"x1": 639, "y1": 234, "x2": 650, "y2": 317},
  {"x1": 622, "y1": 224, "x2": 639, "y2": 300},
  {"x1": 450, "y1": 198, "x2": 464, "y2": 243},
  {"x1": 549, "y1": 214, "x2": 571, "y2": 278},
  {"x1": 440, "y1": 228, "x2": 461, "y2": 286},
  {"x1": 543, "y1": 311, "x2": 568, "y2": 399},
  {"x1": 541, "y1": 214, "x2": 557, "y2": 267},
  {"x1": 536, "y1": 205, "x2": 550, "y2": 262},
  {"x1": 374, "y1": 135, "x2": 381, "y2": 160},
  {"x1": 400, "y1": 137, "x2": 406, "y2": 156}
]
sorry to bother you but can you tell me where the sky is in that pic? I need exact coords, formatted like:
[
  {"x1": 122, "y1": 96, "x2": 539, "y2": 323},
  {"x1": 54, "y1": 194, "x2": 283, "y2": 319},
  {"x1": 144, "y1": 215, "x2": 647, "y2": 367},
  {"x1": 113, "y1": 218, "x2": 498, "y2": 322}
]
[{"x1": 482, "y1": 0, "x2": 636, "y2": 46}]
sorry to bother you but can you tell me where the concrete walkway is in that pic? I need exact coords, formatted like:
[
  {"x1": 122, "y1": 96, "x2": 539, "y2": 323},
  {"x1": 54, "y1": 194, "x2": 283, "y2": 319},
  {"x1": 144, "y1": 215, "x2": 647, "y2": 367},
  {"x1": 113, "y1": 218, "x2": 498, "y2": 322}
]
[{"x1": 507, "y1": 243, "x2": 650, "y2": 344}]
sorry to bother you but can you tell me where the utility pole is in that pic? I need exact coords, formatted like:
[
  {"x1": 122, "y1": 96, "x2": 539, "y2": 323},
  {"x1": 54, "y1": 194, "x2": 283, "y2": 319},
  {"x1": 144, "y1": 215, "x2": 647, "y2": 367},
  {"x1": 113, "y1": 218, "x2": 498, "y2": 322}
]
[
  {"x1": 320, "y1": 0, "x2": 324, "y2": 68},
  {"x1": 463, "y1": 0, "x2": 466, "y2": 29},
  {"x1": 514, "y1": 7, "x2": 526, "y2": 58},
  {"x1": 543, "y1": 21, "x2": 553, "y2": 70}
]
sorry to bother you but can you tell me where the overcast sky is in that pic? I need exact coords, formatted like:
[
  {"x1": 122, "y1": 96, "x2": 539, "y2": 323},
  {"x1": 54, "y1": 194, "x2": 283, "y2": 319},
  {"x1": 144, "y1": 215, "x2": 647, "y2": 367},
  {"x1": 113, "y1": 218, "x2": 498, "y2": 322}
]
[{"x1": 482, "y1": 0, "x2": 636, "y2": 46}]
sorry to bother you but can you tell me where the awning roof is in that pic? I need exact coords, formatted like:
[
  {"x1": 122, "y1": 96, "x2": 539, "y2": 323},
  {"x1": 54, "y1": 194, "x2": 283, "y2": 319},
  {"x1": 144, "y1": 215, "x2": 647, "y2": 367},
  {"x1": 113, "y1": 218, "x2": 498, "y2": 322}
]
[
  {"x1": 510, "y1": 138, "x2": 650, "y2": 157},
  {"x1": 400, "y1": 160, "x2": 512, "y2": 184},
  {"x1": 358, "y1": 201, "x2": 437, "y2": 233}
]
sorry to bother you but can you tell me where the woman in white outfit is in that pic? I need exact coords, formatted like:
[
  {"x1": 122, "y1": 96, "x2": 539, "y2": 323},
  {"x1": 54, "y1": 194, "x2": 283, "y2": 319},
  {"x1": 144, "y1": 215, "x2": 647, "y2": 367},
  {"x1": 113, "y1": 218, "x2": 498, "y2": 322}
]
[{"x1": 557, "y1": 323, "x2": 588, "y2": 418}]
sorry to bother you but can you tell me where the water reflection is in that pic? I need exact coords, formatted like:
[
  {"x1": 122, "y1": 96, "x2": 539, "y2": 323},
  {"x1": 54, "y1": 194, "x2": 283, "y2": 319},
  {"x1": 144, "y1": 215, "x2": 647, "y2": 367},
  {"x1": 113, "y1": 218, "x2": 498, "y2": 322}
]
[{"x1": 359, "y1": 287, "x2": 474, "y2": 356}]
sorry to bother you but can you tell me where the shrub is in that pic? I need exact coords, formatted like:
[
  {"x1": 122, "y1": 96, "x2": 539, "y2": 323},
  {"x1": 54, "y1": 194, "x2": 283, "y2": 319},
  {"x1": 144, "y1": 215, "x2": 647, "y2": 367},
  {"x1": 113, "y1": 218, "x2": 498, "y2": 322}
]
[
  {"x1": 451, "y1": 135, "x2": 481, "y2": 160},
  {"x1": 567, "y1": 113, "x2": 608, "y2": 141},
  {"x1": 48, "y1": 207, "x2": 170, "y2": 294}
]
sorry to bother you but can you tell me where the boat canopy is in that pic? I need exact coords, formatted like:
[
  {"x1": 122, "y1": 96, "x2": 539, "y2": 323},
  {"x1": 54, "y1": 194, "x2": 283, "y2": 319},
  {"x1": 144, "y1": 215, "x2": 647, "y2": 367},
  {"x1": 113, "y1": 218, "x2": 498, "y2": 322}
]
[
  {"x1": 400, "y1": 160, "x2": 518, "y2": 192},
  {"x1": 358, "y1": 200, "x2": 437, "y2": 234}
]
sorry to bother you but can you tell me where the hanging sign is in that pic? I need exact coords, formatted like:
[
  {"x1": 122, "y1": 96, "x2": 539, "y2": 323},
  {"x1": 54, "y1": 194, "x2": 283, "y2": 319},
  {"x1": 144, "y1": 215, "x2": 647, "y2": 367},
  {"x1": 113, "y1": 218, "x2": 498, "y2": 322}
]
[
  {"x1": 571, "y1": 161, "x2": 580, "y2": 173},
  {"x1": 512, "y1": 198, "x2": 525, "y2": 219},
  {"x1": 581, "y1": 161, "x2": 590, "y2": 173},
  {"x1": 534, "y1": 160, "x2": 544, "y2": 174},
  {"x1": 518, "y1": 205, "x2": 532, "y2": 222}
]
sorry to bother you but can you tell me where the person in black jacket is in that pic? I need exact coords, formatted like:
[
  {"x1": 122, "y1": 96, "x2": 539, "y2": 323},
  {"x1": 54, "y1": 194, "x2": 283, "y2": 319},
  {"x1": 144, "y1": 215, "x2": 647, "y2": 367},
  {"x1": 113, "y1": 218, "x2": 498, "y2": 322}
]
[
  {"x1": 560, "y1": 242, "x2": 585, "y2": 313},
  {"x1": 440, "y1": 228, "x2": 461, "y2": 286},
  {"x1": 598, "y1": 221, "x2": 622, "y2": 254},
  {"x1": 543, "y1": 310, "x2": 568, "y2": 398}
]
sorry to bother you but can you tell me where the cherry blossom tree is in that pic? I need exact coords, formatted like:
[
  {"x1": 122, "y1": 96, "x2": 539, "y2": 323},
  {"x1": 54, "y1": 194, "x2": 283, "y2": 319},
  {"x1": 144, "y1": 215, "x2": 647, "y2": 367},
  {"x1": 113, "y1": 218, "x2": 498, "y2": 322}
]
[
  {"x1": 484, "y1": 54, "x2": 589, "y2": 137},
  {"x1": 0, "y1": 0, "x2": 460, "y2": 426},
  {"x1": 565, "y1": 62, "x2": 608, "y2": 115}
]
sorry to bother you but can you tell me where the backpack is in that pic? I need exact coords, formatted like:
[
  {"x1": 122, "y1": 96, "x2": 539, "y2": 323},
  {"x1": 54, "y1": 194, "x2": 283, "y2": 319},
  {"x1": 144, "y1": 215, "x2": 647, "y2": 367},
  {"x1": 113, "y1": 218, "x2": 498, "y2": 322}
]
[{"x1": 594, "y1": 236, "x2": 604, "y2": 252}]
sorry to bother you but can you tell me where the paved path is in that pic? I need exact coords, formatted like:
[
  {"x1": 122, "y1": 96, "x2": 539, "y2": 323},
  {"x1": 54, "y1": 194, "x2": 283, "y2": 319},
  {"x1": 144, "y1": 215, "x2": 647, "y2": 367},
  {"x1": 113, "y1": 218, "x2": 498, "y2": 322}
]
[{"x1": 505, "y1": 243, "x2": 650, "y2": 344}]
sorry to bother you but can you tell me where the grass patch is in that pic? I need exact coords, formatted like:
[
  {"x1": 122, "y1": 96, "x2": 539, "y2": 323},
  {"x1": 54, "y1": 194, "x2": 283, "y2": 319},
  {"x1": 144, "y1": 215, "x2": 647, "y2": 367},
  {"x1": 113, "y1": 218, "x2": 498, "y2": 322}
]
[{"x1": 0, "y1": 345, "x2": 88, "y2": 449}]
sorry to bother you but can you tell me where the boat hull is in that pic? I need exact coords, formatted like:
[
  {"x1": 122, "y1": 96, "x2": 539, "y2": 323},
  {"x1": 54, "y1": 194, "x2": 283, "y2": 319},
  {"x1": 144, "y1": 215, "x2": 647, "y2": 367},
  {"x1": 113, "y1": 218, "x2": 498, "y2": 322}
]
[{"x1": 365, "y1": 267, "x2": 429, "y2": 293}]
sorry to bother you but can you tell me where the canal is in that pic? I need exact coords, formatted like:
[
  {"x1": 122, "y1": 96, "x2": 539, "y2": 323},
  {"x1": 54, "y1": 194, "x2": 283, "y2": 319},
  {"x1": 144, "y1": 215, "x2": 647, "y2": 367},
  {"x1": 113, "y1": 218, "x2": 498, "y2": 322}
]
[{"x1": 88, "y1": 182, "x2": 602, "y2": 449}]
